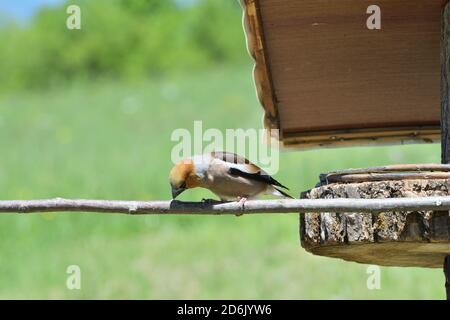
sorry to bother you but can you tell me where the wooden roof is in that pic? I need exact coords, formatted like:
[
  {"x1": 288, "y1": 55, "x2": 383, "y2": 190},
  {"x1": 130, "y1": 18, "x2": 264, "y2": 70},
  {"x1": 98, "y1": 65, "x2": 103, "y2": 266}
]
[{"x1": 242, "y1": 0, "x2": 446, "y2": 148}]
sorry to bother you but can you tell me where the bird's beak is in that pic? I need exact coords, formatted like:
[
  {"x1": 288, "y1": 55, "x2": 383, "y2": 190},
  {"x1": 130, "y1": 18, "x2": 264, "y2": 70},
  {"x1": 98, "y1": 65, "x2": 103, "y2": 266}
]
[{"x1": 171, "y1": 186, "x2": 186, "y2": 199}]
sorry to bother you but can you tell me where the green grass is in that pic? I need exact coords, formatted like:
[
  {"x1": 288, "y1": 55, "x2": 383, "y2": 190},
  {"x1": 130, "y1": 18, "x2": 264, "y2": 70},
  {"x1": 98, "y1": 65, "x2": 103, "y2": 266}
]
[{"x1": 0, "y1": 65, "x2": 445, "y2": 299}]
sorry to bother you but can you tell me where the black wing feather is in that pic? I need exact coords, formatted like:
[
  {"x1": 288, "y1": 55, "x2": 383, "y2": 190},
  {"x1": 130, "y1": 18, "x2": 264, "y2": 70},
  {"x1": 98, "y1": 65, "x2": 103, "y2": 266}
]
[
  {"x1": 228, "y1": 167, "x2": 290, "y2": 190},
  {"x1": 274, "y1": 187, "x2": 294, "y2": 199}
]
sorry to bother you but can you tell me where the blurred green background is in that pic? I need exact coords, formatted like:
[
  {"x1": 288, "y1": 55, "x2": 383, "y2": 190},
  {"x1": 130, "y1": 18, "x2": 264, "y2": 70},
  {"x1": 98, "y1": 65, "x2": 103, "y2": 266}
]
[{"x1": 0, "y1": 0, "x2": 445, "y2": 299}]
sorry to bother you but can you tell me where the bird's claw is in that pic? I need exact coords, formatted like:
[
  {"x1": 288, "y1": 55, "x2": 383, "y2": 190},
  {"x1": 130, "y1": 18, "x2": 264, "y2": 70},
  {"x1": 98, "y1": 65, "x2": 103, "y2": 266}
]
[{"x1": 235, "y1": 197, "x2": 248, "y2": 217}]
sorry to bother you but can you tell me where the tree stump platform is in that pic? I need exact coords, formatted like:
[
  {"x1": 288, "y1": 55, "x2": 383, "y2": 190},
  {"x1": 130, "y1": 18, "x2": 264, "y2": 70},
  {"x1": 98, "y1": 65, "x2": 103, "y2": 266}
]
[{"x1": 300, "y1": 164, "x2": 450, "y2": 268}]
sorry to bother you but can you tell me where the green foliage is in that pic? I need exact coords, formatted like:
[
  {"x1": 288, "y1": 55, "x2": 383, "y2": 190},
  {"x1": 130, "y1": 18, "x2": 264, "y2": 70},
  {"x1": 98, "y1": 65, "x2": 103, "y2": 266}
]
[{"x1": 0, "y1": 0, "x2": 246, "y2": 91}]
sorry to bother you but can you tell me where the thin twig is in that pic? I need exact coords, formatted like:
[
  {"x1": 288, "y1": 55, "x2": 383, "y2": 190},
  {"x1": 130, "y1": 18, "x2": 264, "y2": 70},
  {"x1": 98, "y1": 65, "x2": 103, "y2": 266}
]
[{"x1": 0, "y1": 197, "x2": 449, "y2": 215}]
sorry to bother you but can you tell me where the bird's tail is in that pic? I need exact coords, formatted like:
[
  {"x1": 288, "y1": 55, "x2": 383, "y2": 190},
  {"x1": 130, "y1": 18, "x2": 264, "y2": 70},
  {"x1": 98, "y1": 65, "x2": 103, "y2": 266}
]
[{"x1": 272, "y1": 187, "x2": 295, "y2": 199}]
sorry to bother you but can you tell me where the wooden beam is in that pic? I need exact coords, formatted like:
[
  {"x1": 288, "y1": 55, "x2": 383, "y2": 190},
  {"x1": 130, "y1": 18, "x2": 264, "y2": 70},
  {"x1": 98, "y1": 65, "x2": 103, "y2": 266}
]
[
  {"x1": 442, "y1": 2, "x2": 450, "y2": 299},
  {"x1": 442, "y1": 2, "x2": 450, "y2": 164}
]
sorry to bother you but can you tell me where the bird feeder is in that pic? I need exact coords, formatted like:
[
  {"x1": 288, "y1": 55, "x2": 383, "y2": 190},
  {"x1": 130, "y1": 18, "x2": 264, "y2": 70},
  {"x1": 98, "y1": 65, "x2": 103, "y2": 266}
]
[{"x1": 241, "y1": 0, "x2": 450, "y2": 296}]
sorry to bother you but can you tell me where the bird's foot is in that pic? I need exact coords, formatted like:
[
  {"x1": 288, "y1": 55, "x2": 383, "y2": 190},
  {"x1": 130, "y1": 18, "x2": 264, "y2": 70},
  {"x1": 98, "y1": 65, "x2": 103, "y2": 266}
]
[{"x1": 235, "y1": 197, "x2": 248, "y2": 217}]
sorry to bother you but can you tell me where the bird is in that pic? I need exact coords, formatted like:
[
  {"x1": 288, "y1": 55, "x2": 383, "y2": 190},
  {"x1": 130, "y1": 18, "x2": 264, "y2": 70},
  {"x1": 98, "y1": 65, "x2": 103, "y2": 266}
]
[{"x1": 169, "y1": 151, "x2": 293, "y2": 202}]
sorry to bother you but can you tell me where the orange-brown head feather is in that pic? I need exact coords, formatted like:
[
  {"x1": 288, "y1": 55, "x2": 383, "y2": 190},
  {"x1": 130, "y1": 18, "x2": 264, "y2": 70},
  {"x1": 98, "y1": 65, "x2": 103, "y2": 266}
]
[{"x1": 169, "y1": 159, "x2": 200, "y2": 198}]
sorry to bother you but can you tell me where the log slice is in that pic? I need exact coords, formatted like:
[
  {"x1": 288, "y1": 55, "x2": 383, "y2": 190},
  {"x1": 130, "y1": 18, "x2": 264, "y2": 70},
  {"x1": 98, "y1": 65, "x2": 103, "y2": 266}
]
[{"x1": 300, "y1": 164, "x2": 450, "y2": 268}]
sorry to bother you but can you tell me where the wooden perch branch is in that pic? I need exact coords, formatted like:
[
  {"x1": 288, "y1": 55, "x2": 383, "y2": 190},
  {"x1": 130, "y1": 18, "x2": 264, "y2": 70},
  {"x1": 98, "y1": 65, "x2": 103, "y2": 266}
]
[{"x1": 0, "y1": 197, "x2": 449, "y2": 215}]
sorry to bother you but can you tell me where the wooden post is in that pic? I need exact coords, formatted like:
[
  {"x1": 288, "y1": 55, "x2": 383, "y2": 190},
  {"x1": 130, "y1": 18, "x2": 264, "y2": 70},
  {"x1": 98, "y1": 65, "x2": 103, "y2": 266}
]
[
  {"x1": 445, "y1": 256, "x2": 450, "y2": 300},
  {"x1": 442, "y1": 2, "x2": 450, "y2": 164},
  {"x1": 442, "y1": 1, "x2": 450, "y2": 300}
]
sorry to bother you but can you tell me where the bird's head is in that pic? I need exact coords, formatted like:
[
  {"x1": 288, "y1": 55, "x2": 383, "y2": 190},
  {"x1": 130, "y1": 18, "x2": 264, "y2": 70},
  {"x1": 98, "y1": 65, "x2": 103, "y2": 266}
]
[{"x1": 169, "y1": 159, "x2": 201, "y2": 199}]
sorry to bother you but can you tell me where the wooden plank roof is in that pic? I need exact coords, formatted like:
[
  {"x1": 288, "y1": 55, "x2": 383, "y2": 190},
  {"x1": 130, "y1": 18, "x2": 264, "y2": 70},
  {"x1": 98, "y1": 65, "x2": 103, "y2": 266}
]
[{"x1": 241, "y1": 0, "x2": 447, "y2": 148}]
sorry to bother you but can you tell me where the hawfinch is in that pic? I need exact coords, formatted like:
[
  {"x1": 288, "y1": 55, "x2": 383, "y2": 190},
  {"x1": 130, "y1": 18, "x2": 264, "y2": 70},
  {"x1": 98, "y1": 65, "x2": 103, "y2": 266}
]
[{"x1": 169, "y1": 151, "x2": 293, "y2": 201}]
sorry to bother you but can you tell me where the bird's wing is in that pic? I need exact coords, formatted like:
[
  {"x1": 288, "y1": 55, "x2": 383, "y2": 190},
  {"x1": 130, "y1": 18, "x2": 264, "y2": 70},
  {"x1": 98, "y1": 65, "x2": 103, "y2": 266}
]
[{"x1": 211, "y1": 151, "x2": 289, "y2": 190}]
